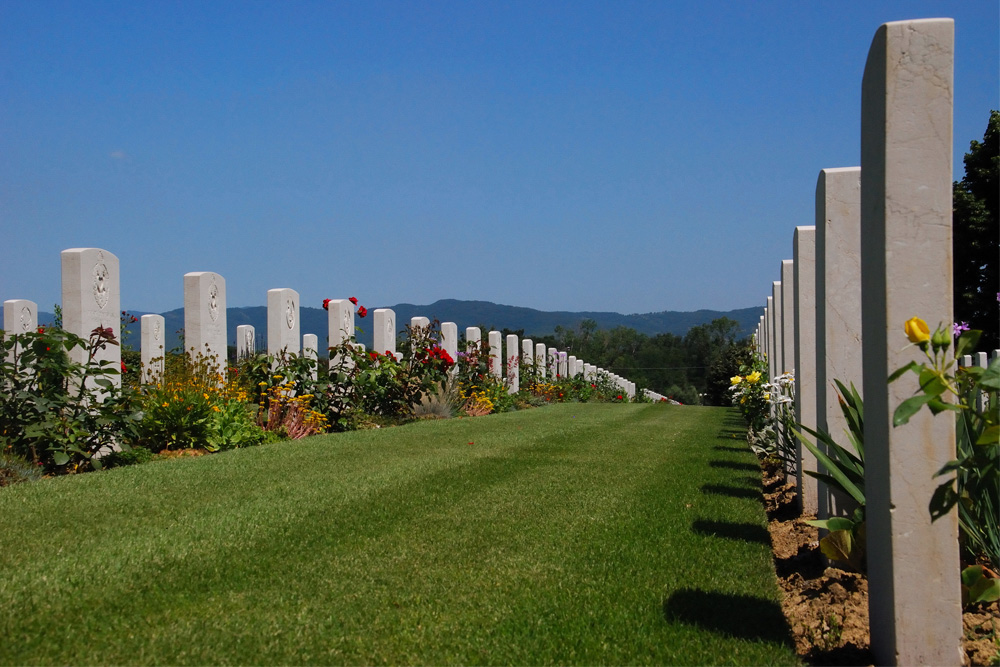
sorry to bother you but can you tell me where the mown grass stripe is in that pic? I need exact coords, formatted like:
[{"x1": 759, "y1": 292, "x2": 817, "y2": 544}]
[{"x1": 0, "y1": 404, "x2": 795, "y2": 665}]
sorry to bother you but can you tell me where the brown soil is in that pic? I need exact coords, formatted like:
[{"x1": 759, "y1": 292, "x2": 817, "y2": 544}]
[{"x1": 760, "y1": 460, "x2": 999, "y2": 667}]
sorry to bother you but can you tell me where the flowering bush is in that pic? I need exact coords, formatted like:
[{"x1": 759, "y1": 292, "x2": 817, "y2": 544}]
[{"x1": 0, "y1": 325, "x2": 140, "y2": 472}]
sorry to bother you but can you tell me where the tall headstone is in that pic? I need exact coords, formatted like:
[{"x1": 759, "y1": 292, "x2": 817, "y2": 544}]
[
  {"x1": 326, "y1": 299, "x2": 355, "y2": 370},
  {"x1": 535, "y1": 342, "x2": 547, "y2": 380},
  {"x1": 61, "y1": 248, "x2": 120, "y2": 390},
  {"x1": 506, "y1": 334, "x2": 519, "y2": 393},
  {"x1": 558, "y1": 351, "x2": 568, "y2": 378},
  {"x1": 267, "y1": 288, "x2": 301, "y2": 358},
  {"x1": 488, "y1": 331, "x2": 502, "y2": 379},
  {"x1": 410, "y1": 316, "x2": 430, "y2": 329},
  {"x1": 465, "y1": 327, "x2": 481, "y2": 346},
  {"x1": 770, "y1": 285, "x2": 781, "y2": 381},
  {"x1": 303, "y1": 333, "x2": 318, "y2": 381},
  {"x1": 373, "y1": 309, "x2": 396, "y2": 356},
  {"x1": 521, "y1": 338, "x2": 534, "y2": 374},
  {"x1": 568, "y1": 355, "x2": 577, "y2": 378},
  {"x1": 860, "y1": 19, "x2": 959, "y2": 665},
  {"x1": 816, "y1": 167, "x2": 864, "y2": 521},
  {"x1": 781, "y1": 261, "x2": 795, "y2": 377},
  {"x1": 183, "y1": 272, "x2": 227, "y2": 375},
  {"x1": 793, "y1": 227, "x2": 819, "y2": 515},
  {"x1": 141, "y1": 314, "x2": 166, "y2": 384},
  {"x1": 548, "y1": 347, "x2": 558, "y2": 378},
  {"x1": 237, "y1": 324, "x2": 256, "y2": 360}
]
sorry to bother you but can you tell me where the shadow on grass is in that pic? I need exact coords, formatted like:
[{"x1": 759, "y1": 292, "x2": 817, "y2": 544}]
[
  {"x1": 700, "y1": 484, "x2": 761, "y2": 501},
  {"x1": 712, "y1": 444, "x2": 747, "y2": 453},
  {"x1": 662, "y1": 589, "x2": 794, "y2": 645},
  {"x1": 691, "y1": 519, "x2": 770, "y2": 545},
  {"x1": 708, "y1": 460, "x2": 759, "y2": 471}
]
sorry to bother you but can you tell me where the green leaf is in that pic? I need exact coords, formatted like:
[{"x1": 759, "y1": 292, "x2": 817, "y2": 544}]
[
  {"x1": 791, "y1": 427, "x2": 866, "y2": 506},
  {"x1": 954, "y1": 330, "x2": 982, "y2": 360},
  {"x1": 927, "y1": 397, "x2": 959, "y2": 415},
  {"x1": 961, "y1": 564, "x2": 986, "y2": 588},
  {"x1": 893, "y1": 393, "x2": 936, "y2": 426},
  {"x1": 918, "y1": 368, "x2": 948, "y2": 396},
  {"x1": 888, "y1": 361, "x2": 920, "y2": 383},
  {"x1": 53, "y1": 451, "x2": 69, "y2": 466},
  {"x1": 819, "y1": 530, "x2": 853, "y2": 564},
  {"x1": 976, "y1": 425, "x2": 999, "y2": 445},
  {"x1": 825, "y1": 517, "x2": 856, "y2": 532},
  {"x1": 980, "y1": 358, "x2": 1000, "y2": 390},
  {"x1": 94, "y1": 378, "x2": 113, "y2": 389}
]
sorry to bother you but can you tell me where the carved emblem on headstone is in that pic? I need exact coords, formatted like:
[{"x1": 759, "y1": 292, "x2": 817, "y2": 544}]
[
  {"x1": 153, "y1": 320, "x2": 161, "y2": 341},
  {"x1": 19, "y1": 306, "x2": 32, "y2": 332},
  {"x1": 385, "y1": 316, "x2": 394, "y2": 342},
  {"x1": 285, "y1": 298, "x2": 295, "y2": 330},
  {"x1": 208, "y1": 283, "x2": 220, "y2": 322},
  {"x1": 92, "y1": 256, "x2": 110, "y2": 309},
  {"x1": 244, "y1": 327, "x2": 254, "y2": 351},
  {"x1": 342, "y1": 308, "x2": 351, "y2": 336}
]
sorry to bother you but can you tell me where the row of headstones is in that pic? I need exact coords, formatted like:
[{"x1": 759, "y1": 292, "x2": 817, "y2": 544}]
[
  {"x1": 752, "y1": 18, "x2": 982, "y2": 665},
  {"x1": 3, "y1": 253, "x2": 639, "y2": 400}
]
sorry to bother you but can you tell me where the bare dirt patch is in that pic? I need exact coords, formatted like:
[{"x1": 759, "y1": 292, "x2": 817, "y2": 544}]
[{"x1": 760, "y1": 459, "x2": 999, "y2": 667}]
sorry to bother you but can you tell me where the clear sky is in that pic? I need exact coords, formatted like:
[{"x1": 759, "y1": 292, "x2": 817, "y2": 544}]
[{"x1": 2, "y1": 1, "x2": 997, "y2": 317}]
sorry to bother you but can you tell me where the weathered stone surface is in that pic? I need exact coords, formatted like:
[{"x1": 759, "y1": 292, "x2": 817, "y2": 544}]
[
  {"x1": 184, "y1": 272, "x2": 227, "y2": 376},
  {"x1": 268, "y1": 288, "x2": 301, "y2": 358},
  {"x1": 558, "y1": 351, "x2": 568, "y2": 379},
  {"x1": 142, "y1": 314, "x2": 166, "y2": 384},
  {"x1": 860, "y1": 18, "x2": 959, "y2": 665},
  {"x1": 327, "y1": 300, "x2": 354, "y2": 370},
  {"x1": 548, "y1": 347, "x2": 558, "y2": 378},
  {"x1": 373, "y1": 309, "x2": 396, "y2": 356},
  {"x1": 61, "y1": 248, "x2": 120, "y2": 389},
  {"x1": 535, "y1": 343, "x2": 547, "y2": 380},
  {"x1": 815, "y1": 166, "x2": 863, "y2": 522},
  {"x1": 793, "y1": 227, "x2": 818, "y2": 515}
]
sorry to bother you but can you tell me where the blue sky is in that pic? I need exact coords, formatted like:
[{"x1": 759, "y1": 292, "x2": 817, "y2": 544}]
[{"x1": 2, "y1": 1, "x2": 997, "y2": 316}]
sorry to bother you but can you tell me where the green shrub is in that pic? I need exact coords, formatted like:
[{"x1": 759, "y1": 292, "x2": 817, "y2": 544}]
[
  {"x1": 103, "y1": 446, "x2": 154, "y2": 468},
  {"x1": 0, "y1": 451, "x2": 44, "y2": 487}
]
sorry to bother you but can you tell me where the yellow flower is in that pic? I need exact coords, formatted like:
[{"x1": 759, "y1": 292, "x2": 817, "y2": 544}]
[
  {"x1": 763, "y1": 393, "x2": 770, "y2": 401},
  {"x1": 904, "y1": 317, "x2": 930, "y2": 344},
  {"x1": 730, "y1": 375, "x2": 743, "y2": 385},
  {"x1": 746, "y1": 371, "x2": 762, "y2": 384}
]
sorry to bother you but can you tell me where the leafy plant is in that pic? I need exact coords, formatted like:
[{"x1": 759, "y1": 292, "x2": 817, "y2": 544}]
[
  {"x1": 0, "y1": 325, "x2": 140, "y2": 472},
  {"x1": 0, "y1": 451, "x2": 44, "y2": 487},
  {"x1": 962, "y1": 564, "x2": 1000, "y2": 606},
  {"x1": 793, "y1": 379, "x2": 867, "y2": 572},
  {"x1": 890, "y1": 318, "x2": 1000, "y2": 571}
]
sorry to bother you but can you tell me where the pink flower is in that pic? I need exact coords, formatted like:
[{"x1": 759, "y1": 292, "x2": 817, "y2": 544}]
[{"x1": 953, "y1": 321, "x2": 970, "y2": 337}]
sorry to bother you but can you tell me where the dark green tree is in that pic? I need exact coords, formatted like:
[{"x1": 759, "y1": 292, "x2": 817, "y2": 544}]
[{"x1": 953, "y1": 110, "x2": 999, "y2": 351}]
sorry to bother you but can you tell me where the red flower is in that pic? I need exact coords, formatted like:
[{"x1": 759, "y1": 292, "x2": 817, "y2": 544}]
[
  {"x1": 322, "y1": 298, "x2": 331, "y2": 311},
  {"x1": 349, "y1": 297, "x2": 358, "y2": 305},
  {"x1": 616, "y1": 395, "x2": 623, "y2": 400},
  {"x1": 357, "y1": 306, "x2": 368, "y2": 318},
  {"x1": 37, "y1": 326, "x2": 45, "y2": 333},
  {"x1": 121, "y1": 361, "x2": 128, "y2": 373}
]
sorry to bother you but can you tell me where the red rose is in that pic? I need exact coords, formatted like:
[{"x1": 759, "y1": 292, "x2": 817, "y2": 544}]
[
  {"x1": 349, "y1": 297, "x2": 358, "y2": 305},
  {"x1": 37, "y1": 326, "x2": 45, "y2": 333},
  {"x1": 121, "y1": 361, "x2": 128, "y2": 373},
  {"x1": 357, "y1": 306, "x2": 367, "y2": 318},
  {"x1": 322, "y1": 298, "x2": 331, "y2": 311}
]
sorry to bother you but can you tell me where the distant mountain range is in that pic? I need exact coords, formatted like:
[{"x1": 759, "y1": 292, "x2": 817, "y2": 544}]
[{"x1": 18, "y1": 299, "x2": 762, "y2": 352}]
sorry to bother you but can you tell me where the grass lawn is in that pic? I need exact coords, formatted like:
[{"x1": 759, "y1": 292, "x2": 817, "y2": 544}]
[{"x1": 0, "y1": 404, "x2": 796, "y2": 665}]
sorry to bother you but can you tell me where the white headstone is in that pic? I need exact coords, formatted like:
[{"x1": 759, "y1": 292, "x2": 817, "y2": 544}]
[
  {"x1": 237, "y1": 324, "x2": 256, "y2": 360},
  {"x1": 860, "y1": 18, "x2": 959, "y2": 665},
  {"x1": 3, "y1": 299, "x2": 37, "y2": 363},
  {"x1": 184, "y1": 271, "x2": 227, "y2": 376},
  {"x1": 441, "y1": 322, "x2": 458, "y2": 370},
  {"x1": 548, "y1": 347, "x2": 558, "y2": 378},
  {"x1": 61, "y1": 248, "x2": 121, "y2": 390},
  {"x1": 302, "y1": 333, "x2": 318, "y2": 381},
  {"x1": 326, "y1": 299, "x2": 355, "y2": 370},
  {"x1": 488, "y1": 330, "x2": 502, "y2": 379},
  {"x1": 558, "y1": 351, "x2": 568, "y2": 378},
  {"x1": 793, "y1": 226, "x2": 818, "y2": 515},
  {"x1": 535, "y1": 342, "x2": 546, "y2": 380},
  {"x1": 267, "y1": 288, "x2": 301, "y2": 358},
  {"x1": 141, "y1": 314, "x2": 165, "y2": 385},
  {"x1": 506, "y1": 333, "x2": 519, "y2": 393},
  {"x1": 373, "y1": 308, "x2": 396, "y2": 356},
  {"x1": 410, "y1": 316, "x2": 430, "y2": 329}
]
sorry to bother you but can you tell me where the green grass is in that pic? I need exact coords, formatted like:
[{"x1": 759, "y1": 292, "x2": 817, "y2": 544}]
[{"x1": 0, "y1": 404, "x2": 796, "y2": 665}]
